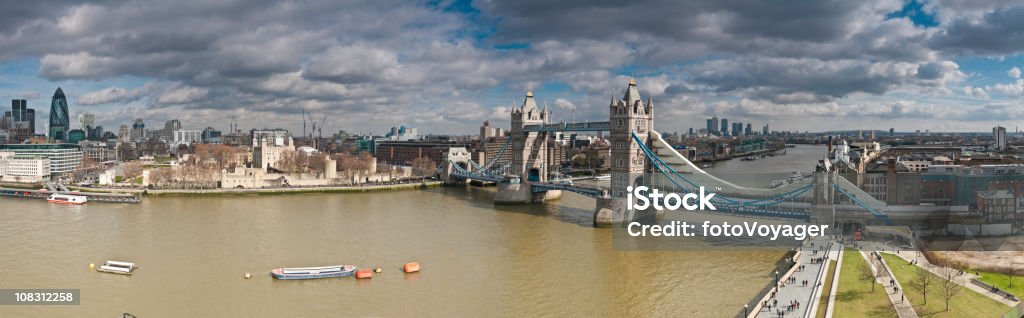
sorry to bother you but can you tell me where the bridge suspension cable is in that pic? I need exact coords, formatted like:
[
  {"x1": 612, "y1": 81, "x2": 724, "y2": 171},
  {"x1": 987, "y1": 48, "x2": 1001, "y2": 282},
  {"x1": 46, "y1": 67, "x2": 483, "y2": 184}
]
[{"x1": 631, "y1": 132, "x2": 810, "y2": 207}]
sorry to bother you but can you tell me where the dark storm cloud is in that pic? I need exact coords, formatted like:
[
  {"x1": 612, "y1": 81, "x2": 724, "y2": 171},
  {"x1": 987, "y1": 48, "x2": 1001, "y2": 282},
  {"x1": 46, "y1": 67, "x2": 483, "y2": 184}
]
[
  {"x1": 688, "y1": 58, "x2": 961, "y2": 103},
  {"x1": 929, "y1": 6, "x2": 1024, "y2": 55}
]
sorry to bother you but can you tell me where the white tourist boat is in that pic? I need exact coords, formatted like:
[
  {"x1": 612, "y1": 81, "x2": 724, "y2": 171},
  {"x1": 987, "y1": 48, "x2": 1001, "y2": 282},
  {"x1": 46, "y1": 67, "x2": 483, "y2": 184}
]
[
  {"x1": 97, "y1": 260, "x2": 137, "y2": 275},
  {"x1": 47, "y1": 193, "x2": 87, "y2": 205}
]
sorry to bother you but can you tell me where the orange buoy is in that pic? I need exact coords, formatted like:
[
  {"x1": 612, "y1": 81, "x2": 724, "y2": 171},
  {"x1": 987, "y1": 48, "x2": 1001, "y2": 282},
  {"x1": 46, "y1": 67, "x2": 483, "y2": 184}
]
[
  {"x1": 403, "y1": 262, "x2": 420, "y2": 273},
  {"x1": 355, "y1": 269, "x2": 374, "y2": 279}
]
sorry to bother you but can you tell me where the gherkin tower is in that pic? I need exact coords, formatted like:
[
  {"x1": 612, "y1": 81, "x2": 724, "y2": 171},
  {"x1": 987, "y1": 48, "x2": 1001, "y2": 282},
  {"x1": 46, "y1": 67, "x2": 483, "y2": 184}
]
[{"x1": 49, "y1": 87, "x2": 69, "y2": 142}]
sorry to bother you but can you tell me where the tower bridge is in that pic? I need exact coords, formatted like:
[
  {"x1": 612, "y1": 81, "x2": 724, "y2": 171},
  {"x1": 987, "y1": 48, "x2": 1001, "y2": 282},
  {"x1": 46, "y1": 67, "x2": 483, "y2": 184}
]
[{"x1": 444, "y1": 80, "x2": 956, "y2": 228}]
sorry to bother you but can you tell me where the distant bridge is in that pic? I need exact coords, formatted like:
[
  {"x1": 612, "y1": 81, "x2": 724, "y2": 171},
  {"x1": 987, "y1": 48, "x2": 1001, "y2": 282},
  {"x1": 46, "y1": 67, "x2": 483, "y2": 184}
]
[
  {"x1": 439, "y1": 80, "x2": 958, "y2": 227},
  {"x1": 523, "y1": 121, "x2": 610, "y2": 132}
]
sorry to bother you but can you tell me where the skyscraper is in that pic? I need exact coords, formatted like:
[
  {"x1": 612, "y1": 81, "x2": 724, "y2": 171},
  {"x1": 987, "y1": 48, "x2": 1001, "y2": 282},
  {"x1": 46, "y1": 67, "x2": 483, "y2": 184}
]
[
  {"x1": 26, "y1": 109, "x2": 34, "y2": 135},
  {"x1": 78, "y1": 113, "x2": 95, "y2": 130},
  {"x1": 720, "y1": 118, "x2": 728, "y2": 136},
  {"x1": 993, "y1": 126, "x2": 1007, "y2": 151},
  {"x1": 706, "y1": 118, "x2": 714, "y2": 135},
  {"x1": 710, "y1": 115, "x2": 719, "y2": 135},
  {"x1": 163, "y1": 119, "x2": 182, "y2": 140},
  {"x1": 479, "y1": 120, "x2": 494, "y2": 140},
  {"x1": 131, "y1": 118, "x2": 146, "y2": 141},
  {"x1": 49, "y1": 87, "x2": 70, "y2": 142},
  {"x1": 745, "y1": 123, "x2": 752, "y2": 136},
  {"x1": 9, "y1": 99, "x2": 34, "y2": 142},
  {"x1": 762, "y1": 124, "x2": 769, "y2": 135}
]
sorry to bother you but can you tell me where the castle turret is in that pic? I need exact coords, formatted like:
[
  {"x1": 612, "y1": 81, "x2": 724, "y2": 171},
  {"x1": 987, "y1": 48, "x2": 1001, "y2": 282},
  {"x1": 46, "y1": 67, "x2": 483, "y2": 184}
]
[{"x1": 597, "y1": 79, "x2": 655, "y2": 225}]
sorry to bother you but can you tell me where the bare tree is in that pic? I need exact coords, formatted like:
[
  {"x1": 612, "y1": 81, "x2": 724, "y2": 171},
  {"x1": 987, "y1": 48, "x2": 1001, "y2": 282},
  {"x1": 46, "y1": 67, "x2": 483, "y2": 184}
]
[
  {"x1": 122, "y1": 162, "x2": 144, "y2": 180},
  {"x1": 939, "y1": 267, "x2": 962, "y2": 311},
  {"x1": 275, "y1": 150, "x2": 300, "y2": 173},
  {"x1": 411, "y1": 157, "x2": 437, "y2": 181},
  {"x1": 859, "y1": 254, "x2": 877, "y2": 293},
  {"x1": 910, "y1": 266, "x2": 935, "y2": 305}
]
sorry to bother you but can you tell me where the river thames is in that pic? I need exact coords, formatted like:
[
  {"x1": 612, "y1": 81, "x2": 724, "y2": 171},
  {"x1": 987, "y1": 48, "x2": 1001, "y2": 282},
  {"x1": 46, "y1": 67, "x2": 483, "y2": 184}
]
[{"x1": 0, "y1": 146, "x2": 824, "y2": 317}]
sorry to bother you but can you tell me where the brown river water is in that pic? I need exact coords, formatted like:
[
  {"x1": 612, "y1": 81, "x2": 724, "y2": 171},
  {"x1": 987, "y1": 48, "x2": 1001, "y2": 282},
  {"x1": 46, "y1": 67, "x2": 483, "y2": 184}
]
[{"x1": 0, "y1": 146, "x2": 825, "y2": 317}]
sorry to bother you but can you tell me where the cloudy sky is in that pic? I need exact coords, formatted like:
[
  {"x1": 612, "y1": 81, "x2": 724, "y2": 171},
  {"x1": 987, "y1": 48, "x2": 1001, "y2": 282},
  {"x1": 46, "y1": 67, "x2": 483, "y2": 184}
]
[{"x1": 2, "y1": 0, "x2": 1024, "y2": 135}]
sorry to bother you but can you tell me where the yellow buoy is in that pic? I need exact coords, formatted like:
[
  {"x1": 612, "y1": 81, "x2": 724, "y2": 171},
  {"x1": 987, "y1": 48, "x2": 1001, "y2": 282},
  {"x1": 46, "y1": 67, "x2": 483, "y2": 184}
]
[
  {"x1": 244, "y1": 272, "x2": 252, "y2": 279},
  {"x1": 374, "y1": 267, "x2": 382, "y2": 273},
  {"x1": 89, "y1": 263, "x2": 95, "y2": 269}
]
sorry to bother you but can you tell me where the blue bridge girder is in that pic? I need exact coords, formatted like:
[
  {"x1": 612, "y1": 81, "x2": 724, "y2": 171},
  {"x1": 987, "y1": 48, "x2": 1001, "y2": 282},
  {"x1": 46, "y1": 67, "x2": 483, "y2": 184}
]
[
  {"x1": 523, "y1": 121, "x2": 610, "y2": 132},
  {"x1": 448, "y1": 160, "x2": 509, "y2": 183},
  {"x1": 831, "y1": 183, "x2": 894, "y2": 225},
  {"x1": 531, "y1": 182, "x2": 609, "y2": 198}
]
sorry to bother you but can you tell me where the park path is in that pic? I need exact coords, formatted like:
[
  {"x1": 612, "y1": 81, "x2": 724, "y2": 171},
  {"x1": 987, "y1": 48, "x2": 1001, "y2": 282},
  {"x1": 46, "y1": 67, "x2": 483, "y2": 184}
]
[
  {"x1": 857, "y1": 241, "x2": 1020, "y2": 307},
  {"x1": 888, "y1": 249, "x2": 1020, "y2": 307},
  {"x1": 861, "y1": 250, "x2": 919, "y2": 318}
]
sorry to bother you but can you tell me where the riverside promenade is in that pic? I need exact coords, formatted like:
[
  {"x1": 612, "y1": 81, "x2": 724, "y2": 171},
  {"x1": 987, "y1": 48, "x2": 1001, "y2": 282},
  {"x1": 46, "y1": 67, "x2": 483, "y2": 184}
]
[
  {"x1": 750, "y1": 236, "x2": 839, "y2": 318},
  {"x1": 67, "y1": 180, "x2": 444, "y2": 196}
]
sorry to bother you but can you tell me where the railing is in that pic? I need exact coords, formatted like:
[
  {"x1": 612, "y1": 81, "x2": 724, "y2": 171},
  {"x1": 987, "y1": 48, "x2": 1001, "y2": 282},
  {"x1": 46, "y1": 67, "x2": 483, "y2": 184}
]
[
  {"x1": 831, "y1": 183, "x2": 894, "y2": 225},
  {"x1": 531, "y1": 182, "x2": 608, "y2": 198},
  {"x1": 522, "y1": 121, "x2": 611, "y2": 132}
]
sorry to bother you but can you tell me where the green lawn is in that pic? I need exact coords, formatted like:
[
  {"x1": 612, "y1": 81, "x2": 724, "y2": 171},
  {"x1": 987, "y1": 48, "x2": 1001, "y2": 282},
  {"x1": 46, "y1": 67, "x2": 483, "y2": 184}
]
[
  {"x1": 880, "y1": 253, "x2": 1010, "y2": 317},
  {"x1": 975, "y1": 271, "x2": 1024, "y2": 300},
  {"x1": 833, "y1": 248, "x2": 898, "y2": 318},
  {"x1": 815, "y1": 260, "x2": 837, "y2": 318}
]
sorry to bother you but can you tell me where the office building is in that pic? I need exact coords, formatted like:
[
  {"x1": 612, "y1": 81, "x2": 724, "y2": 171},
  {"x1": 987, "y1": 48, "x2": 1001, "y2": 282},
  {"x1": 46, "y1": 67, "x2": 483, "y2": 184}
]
[
  {"x1": 710, "y1": 115, "x2": 719, "y2": 135},
  {"x1": 480, "y1": 120, "x2": 495, "y2": 140},
  {"x1": 67, "y1": 129, "x2": 86, "y2": 144},
  {"x1": 993, "y1": 126, "x2": 1007, "y2": 151},
  {"x1": 48, "y1": 87, "x2": 70, "y2": 142},
  {"x1": 720, "y1": 118, "x2": 728, "y2": 136},
  {"x1": 172, "y1": 130, "x2": 203, "y2": 148},
  {"x1": 78, "y1": 113, "x2": 95, "y2": 130},
  {"x1": 0, "y1": 151, "x2": 51, "y2": 182},
  {"x1": 118, "y1": 125, "x2": 130, "y2": 143},
  {"x1": 0, "y1": 144, "x2": 82, "y2": 175},
  {"x1": 131, "y1": 118, "x2": 146, "y2": 141},
  {"x1": 7, "y1": 99, "x2": 35, "y2": 143},
  {"x1": 202, "y1": 127, "x2": 222, "y2": 143},
  {"x1": 163, "y1": 119, "x2": 182, "y2": 140}
]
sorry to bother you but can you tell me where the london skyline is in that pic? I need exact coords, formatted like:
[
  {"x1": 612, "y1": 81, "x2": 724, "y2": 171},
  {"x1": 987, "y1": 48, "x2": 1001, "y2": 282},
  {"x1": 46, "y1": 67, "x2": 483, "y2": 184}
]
[{"x1": 2, "y1": 0, "x2": 1024, "y2": 135}]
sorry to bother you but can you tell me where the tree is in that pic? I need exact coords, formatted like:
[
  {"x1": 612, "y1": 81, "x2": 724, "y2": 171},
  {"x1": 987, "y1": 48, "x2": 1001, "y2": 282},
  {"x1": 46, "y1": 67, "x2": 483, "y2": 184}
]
[
  {"x1": 122, "y1": 162, "x2": 143, "y2": 180},
  {"x1": 910, "y1": 266, "x2": 935, "y2": 305},
  {"x1": 859, "y1": 254, "x2": 876, "y2": 293},
  {"x1": 997, "y1": 266, "x2": 1017, "y2": 289},
  {"x1": 275, "y1": 150, "x2": 301, "y2": 173},
  {"x1": 411, "y1": 157, "x2": 437, "y2": 181},
  {"x1": 939, "y1": 267, "x2": 962, "y2": 311}
]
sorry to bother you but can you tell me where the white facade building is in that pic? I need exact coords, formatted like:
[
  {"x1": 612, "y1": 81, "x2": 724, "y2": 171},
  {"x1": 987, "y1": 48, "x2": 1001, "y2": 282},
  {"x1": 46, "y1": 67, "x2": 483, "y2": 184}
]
[
  {"x1": 0, "y1": 152, "x2": 51, "y2": 182},
  {"x1": 0, "y1": 144, "x2": 81, "y2": 174},
  {"x1": 173, "y1": 129, "x2": 203, "y2": 148}
]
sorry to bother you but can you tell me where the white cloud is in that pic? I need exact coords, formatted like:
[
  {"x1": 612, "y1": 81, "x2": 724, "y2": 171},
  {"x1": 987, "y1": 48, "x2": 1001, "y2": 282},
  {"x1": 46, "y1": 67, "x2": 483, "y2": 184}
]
[{"x1": 2, "y1": 0, "x2": 1024, "y2": 133}]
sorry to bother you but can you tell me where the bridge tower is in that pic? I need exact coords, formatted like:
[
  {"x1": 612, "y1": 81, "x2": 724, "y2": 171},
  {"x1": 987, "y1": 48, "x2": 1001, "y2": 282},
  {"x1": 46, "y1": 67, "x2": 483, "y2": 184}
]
[
  {"x1": 509, "y1": 91, "x2": 550, "y2": 182},
  {"x1": 495, "y1": 91, "x2": 561, "y2": 203},
  {"x1": 809, "y1": 170, "x2": 838, "y2": 233},
  {"x1": 596, "y1": 79, "x2": 655, "y2": 225}
]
